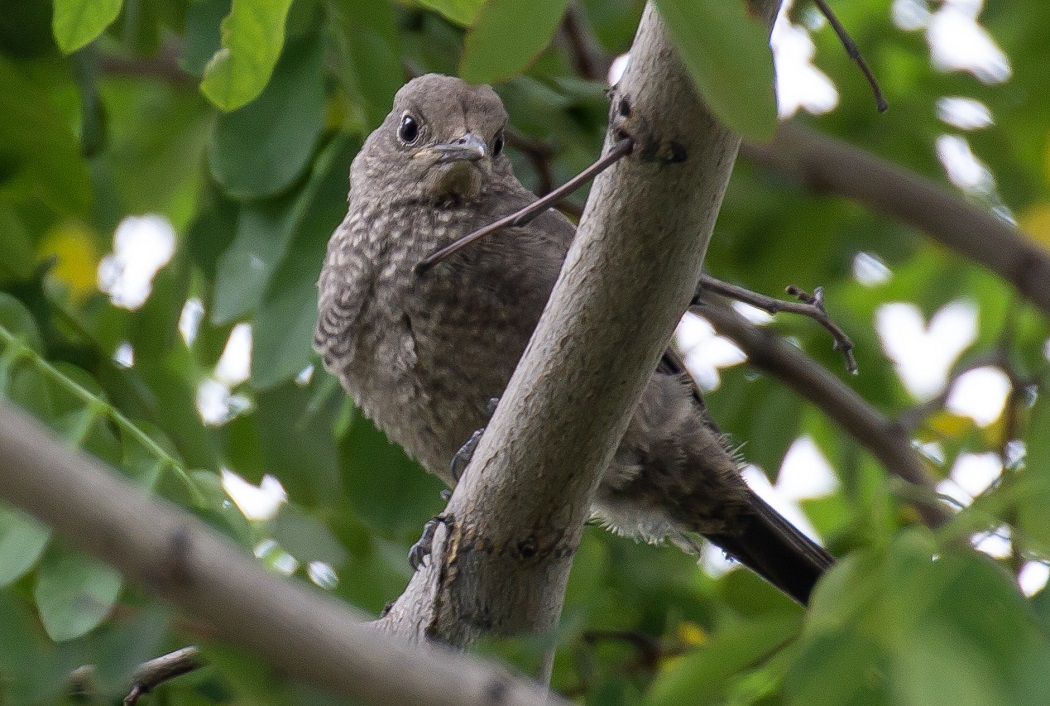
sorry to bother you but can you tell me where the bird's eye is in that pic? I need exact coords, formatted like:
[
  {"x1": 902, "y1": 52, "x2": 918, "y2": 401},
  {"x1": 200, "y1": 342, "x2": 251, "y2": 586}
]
[
  {"x1": 398, "y1": 114, "x2": 419, "y2": 144},
  {"x1": 492, "y1": 131, "x2": 505, "y2": 157}
]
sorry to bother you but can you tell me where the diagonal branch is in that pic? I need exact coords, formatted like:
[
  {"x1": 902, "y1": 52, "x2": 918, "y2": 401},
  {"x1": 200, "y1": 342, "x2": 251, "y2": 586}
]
[
  {"x1": 694, "y1": 295, "x2": 952, "y2": 527},
  {"x1": 380, "y1": 0, "x2": 784, "y2": 655},
  {"x1": 0, "y1": 401, "x2": 561, "y2": 706},
  {"x1": 741, "y1": 122, "x2": 1050, "y2": 320}
]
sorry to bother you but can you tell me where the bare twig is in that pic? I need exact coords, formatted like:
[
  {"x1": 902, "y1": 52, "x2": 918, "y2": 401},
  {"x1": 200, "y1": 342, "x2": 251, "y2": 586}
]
[
  {"x1": 695, "y1": 274, "x2": 857, "y2": 373},
  {"x1": 811, "y1": 0, "x2": 888, "y2": 112},
  {"x1": 124, "y1": 647, "x2": 203, "y2": 705},
  {"x1": 415, "y1": 137, "x2": 635, "y2": 273},
  {"x1": 740, "y1": 123, "x2": 1050, "y2": 320},
  {"x1": 695, "y1": 295, "x2": 953, "y2": 527}
]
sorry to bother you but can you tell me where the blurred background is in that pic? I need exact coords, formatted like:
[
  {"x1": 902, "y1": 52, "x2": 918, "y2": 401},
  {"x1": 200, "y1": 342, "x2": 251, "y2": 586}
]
[{"x1": 1, "y1": 0, "x2": 1049, "y2": 703}]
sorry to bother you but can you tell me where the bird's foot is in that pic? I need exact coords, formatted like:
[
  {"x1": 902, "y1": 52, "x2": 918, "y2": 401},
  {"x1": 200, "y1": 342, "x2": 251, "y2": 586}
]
[
  {"x1": 449, "y1": 397, "x2": 499, "y2": 482},
  {"x1": 409, "y1": 515, "x2": 448, "y2": 570}
]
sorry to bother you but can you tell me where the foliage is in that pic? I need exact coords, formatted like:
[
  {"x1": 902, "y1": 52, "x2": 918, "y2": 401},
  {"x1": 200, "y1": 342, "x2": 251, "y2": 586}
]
[{"x1": 1, "y1": 0, "x2": 1049, "y2": 703}]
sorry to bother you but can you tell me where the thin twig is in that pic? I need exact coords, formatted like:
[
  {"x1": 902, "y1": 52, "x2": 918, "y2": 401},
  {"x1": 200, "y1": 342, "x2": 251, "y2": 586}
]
[
  {"x1": 811, "y1": 0, "x2": 887, "y2": 112},
  {"x1": 124, "y1": 647, "x2": 203, "y2": 705},
  {"x1": 694, "y1": 274, "x2": 857, "y2": 373},
  {"x1": 415, "y1": 137, "x2": 635, "y2": 274}
]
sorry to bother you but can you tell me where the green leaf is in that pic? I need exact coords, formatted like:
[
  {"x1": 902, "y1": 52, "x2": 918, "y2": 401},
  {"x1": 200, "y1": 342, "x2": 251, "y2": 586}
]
[
  {"x1": 211, "y1": 138, "x2": 342, "y2": 326},
  {"x1": 326, "y1": 0, "x2": 402, "y2": 130},
  {"x1": 252, "y1": 138, "x2": 354, "y2": 388},
  {"x1": 209, "y1": 34, "x2": 326, "y2": 198},
  {"x1": 339, "y1": 412, "x2": 444, "y2": 538},
  {"x1": 271, "y1": 506, "x2": 349, "y2": 568},
  {"x1": 34, "y1": 547, "x2": 123, "y2": 641},
  {"x1": 460, "y1": 0, "x2": 572, "y2": 84},
  {"x1": 645, "y1": 613, "x2": 802, "y2": 705},
  {"x1": 200, "y1": 0, "x2": 295, "y2": 111},
  {"x1": 0, "y1": 508, "x2": 51, "y2": 587},
  {"x1": 1018, "y1": 393, "x2": 1050, "y2": 551},
  {"x1": 652, "y1": 0, "x2": 777, "y2": 140},
  {"x1": 52, "y1": 0, "x2": 123, "y2": 53},
  {"x1": 418, "y1": 0, "x2": 485, "y2": 26},
  {"x1": 0, "y1": 58, "x2": 92, "y2": 214}
]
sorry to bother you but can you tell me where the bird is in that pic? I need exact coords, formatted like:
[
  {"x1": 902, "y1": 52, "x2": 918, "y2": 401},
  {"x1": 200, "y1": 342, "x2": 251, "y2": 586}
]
[{"x1": 314, "y1": 74, "x2": 833, "y2": 605}]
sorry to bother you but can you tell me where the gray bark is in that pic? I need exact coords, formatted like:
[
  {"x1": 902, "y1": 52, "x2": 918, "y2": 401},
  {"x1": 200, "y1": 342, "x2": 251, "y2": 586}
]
[{"x1": 380, "y1": 0, "x2": 782, "y2": 649}]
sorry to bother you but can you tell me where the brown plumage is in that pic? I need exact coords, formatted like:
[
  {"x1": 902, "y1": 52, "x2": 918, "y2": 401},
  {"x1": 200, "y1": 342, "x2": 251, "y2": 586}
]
[{"x1": 315, "y1": 74, "x2": 833, "y2": 604}]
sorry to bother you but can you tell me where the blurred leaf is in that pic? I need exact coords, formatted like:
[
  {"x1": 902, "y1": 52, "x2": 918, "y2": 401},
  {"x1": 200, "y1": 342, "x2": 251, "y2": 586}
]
[
  {"x1": 200, "y1": 0, "x2": 295, "y2": 111},
  {"x1": 34, "y1": 546, "x2": 123, "y2": 642},
  {"x1": 271, "y1": 506, "x2": 349, "y2": 567},
  {"x1": 645, "y1": 613, "x2": 801, "y2": 706},
  {"x1": 653, "y1": 0, "x2": 776, "y2": 140},
  {"x1": 181, "y1": 0, "x2": 230, "y2": 77},
  {"x1": 460, "y1": 0, "x2": 571, "y2": 84},
  {"x1": 418, "y1": 0, "x2": 485, "y2": 26},
  {"x1": 252, "y1": 137, "x2": 354, "y2": 388},
  {"x1": 0, "y1": 58, "x2": 91, "y2": 214},
  {"x1": 326, "y1": 0, "x2": 402, "y2": 129},
  {"x1": 52, "y1": 0, "x2": 122, "y2": 53},
  {"x1": 1018, "y1": 393, "x2": 1050, "y2": 549},
  {"x1": 338, "y1": 411, "x2": 444, "y2": 537},
  {"x1": 209, "y1": 33, "x2": 326, "y2": 198},
  {"x1": 0, "y1": 507, "x2": 51, "y2": 587}
]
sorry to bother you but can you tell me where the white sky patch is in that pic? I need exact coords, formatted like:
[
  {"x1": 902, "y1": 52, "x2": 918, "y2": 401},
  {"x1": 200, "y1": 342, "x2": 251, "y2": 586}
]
[
  {"x1": 732, "y1": 301, "x2": 774, "y2": 325},
  {"x1": 926, "y1": 0, "x2": 1011, "y2": 84},
  {"x1": 179, "y1": 298, "x2": 205, "y2": 346},
  {"x1": 936, "y1": 96, "x2": 994, "y2": 131},
  {"x1": 97, "y1": 215, "x2": 176, "y2": 309},
  {"x1": 1019, "y1": 562, "x2": 1050, "y2": 597},
  {"x1": 743, "y1": 465, "x2": 823, "y2": 542},
  {"x1": 308, "y1": 561, "x2": 339, "y2": 590},
  {"x1": 972, "y1": 525, "x2": 1011, "y2": 559},
  {"x1": 875, "y1": 300, "x2": 978, "y2": 400},
  {"x1": 891, "y1": 0, "x2": 931, "y2": 31},
  {"x1": 676, "y1": 313, "x2": 746, "y2": 391},
  {"x1": 777, "y1": 436, "x2": 839, "y2": 501},
  {"x1": 196, "y1": 378, "x2": 251, "y2": 426},
  {"x1": 946, "y1": 366, "x2": 1011, "y2": 427},
  {"x1": 608, "y1": 53, "x2": 629, "y2": 86},
  {"x1": 113, "y1": 341, "x2": 134, "y2": 368},
  {"x1": 771, "y1": 0, "x2": 838, "y2": 119},
  {"x1": 951, "y1": 451, "x2": 1002, "y2": 497},
  {"x1": 216, "y1": 323, "x2": 252, "y2": 387},
  {"x1": 852, "y1": 252, "x2": 892, "y2": 286},
  {"x1": 222, "y1": 469, "x2": 287, "y2": 521},
  {"x1": 915, "y1": 440, "x2": 945, "y2": 466},
  {"x1": 936, "y1": 134, "x2": 996, "y2": 195}
]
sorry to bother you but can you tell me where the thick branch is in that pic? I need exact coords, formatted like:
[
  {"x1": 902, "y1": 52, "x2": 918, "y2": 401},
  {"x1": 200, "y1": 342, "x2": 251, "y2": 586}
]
[
  {"x1": 741, "y1": 122, "x2": 1050, "y2": 319},
  {"x1": 380, "y1": 0, "x2": 782, "y2": 647},
  {"x1": 0, "y1": 402, "x2": 561, "y2": 706},
  {"x1": 695, "y1": 297, "x2": 952, "y2": 527}
]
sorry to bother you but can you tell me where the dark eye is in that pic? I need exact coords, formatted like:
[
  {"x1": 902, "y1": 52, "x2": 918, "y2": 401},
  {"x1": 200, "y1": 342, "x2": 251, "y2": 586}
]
[
  {"x1": 492, "y1": 131, "x2": 504, "y2": 157},
  {"x1": 398, "y1": 114, "x2": 419, "y2": 144}
]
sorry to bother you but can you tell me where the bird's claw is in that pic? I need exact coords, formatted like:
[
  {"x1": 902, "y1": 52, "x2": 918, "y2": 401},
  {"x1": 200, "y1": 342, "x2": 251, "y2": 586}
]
[
  {"x1": 449, "y1": 397, "x2": 500, "y2": 482},
  {"x1": 409, "y1": 516, "x2": 447, "y2": 570}
]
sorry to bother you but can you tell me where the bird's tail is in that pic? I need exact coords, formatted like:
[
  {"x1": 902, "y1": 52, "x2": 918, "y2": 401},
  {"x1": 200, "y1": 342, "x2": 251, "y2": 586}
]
[{"x1": 704, "y1": 491, "x2": 834, "y2": 605}]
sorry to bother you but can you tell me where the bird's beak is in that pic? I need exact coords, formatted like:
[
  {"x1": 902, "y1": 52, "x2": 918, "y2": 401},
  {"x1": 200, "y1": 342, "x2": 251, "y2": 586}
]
[{"x1": 432, "y1": 133, "x2": 487, "y2": 163}]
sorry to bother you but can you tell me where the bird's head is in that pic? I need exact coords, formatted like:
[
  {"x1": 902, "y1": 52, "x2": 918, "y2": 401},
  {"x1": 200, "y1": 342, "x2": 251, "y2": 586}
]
[{"x1": 353, "y1": 74, "x2": 511, "y2": 205}]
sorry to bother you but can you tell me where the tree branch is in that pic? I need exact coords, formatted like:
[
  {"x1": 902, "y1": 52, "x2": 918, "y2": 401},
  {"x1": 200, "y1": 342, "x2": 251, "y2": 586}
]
[
  {"x1": 694, "y1": 297, "x2": 953, "y2": 527},
  {"x1": 379, "y1": 0, "x2": 784, "y2": 657},
  {"x1": 0, "y1": 402, "x2": 562, "y2": 706},
  {"x1": 741, "y1": 122, "x2": 1050, "y2": 319}
]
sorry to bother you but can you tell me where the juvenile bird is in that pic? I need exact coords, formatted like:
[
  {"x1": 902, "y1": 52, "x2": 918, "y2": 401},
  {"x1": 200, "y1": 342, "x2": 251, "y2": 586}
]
[{"x1": 315, "y1": 74, "x2": 833, "y2": 604}]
